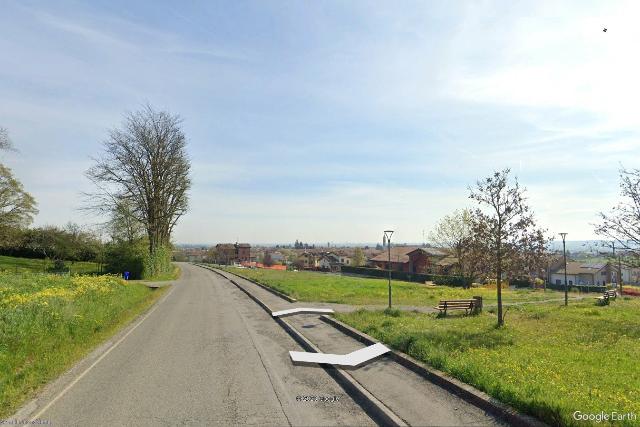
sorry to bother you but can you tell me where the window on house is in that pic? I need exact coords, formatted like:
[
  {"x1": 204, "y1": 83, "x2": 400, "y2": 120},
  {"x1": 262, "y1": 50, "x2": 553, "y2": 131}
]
[
  {"x1": 556, "y1": 279, "x2": 561, "y2": 285},
  {"x1": 569, "y1": 280, "x2": 573, "y2": 285}
]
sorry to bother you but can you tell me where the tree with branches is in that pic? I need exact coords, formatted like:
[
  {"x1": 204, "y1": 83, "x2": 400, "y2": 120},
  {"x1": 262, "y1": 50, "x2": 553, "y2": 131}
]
[
  {"x1": 429, "y1": 209, "x2": 476, "y2": 285},
  {"x1": 595, "y1": 167, "x2": 640, "y2": 258},
  {"x1": 352, "y1": 247, "x2": 365, "y2": 267},
  {"x1": 0, "y1": 127, "x2": 37, "y2": 246},
  {"x1": 0, "y1": 127, "x2": 16, "y2": 151},
  {"x1": 469, "y1": 169, "x2": 548, "y2": 326},
  {"x1": 86, "y1": 105, "x2": 191, "y2": 277},
  {"x1": 0, "y1": 164, "x2": 38, "y2": 237},
  {"x1": 594, "y1": 166, "x2": 640, "y2": 293}
]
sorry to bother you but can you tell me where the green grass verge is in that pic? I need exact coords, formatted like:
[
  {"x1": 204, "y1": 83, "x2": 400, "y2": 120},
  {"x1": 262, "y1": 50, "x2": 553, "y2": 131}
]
[
  {"x1": 0, "y1": 272, "x2": 167, "y2": 417},
  {"x1": 220, "y1": 266, "x2": 574, "y2": 306},
  {"x1": 131, "y1": 264, "x2": 181, "y2": 283},
  {"x1": 336, "y1": 299, "x2": 640, "y2": 426},
  {"x1": 0, "y1": 255, "x2": 101, "y2": 275}
]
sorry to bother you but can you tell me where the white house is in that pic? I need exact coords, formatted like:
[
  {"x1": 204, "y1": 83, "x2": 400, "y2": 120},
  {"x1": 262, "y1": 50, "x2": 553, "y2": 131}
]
[
  {"x1": 550, "y1": 262, "x2": 612, "y2": 286},
  {"x1": 338, "y1": 255, "x2": 352, "y2": 265},
  {"x1": 318, "y1": 253, "x2": 341, "y2": 271}
]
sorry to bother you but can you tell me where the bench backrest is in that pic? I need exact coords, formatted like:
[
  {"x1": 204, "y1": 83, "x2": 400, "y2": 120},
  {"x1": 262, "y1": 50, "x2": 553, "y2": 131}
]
[
  {"x1": 439, "y1": 299, "x2": 475, "y2": 304},
  {"x1": 439, "y1": 300, "x2": 475, "y2": 308}
]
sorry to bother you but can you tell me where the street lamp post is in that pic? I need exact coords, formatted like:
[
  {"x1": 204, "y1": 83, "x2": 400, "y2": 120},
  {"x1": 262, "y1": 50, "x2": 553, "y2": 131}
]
[
  {"x1": 384, "y1": 230, "x2": 394, "y2": 308},
  {"x1": 560, "y1": 233, "x2": 568, "y2": 306},
  {"x1": 612, "y1": 241, "x2": 623, "y2": 296}
]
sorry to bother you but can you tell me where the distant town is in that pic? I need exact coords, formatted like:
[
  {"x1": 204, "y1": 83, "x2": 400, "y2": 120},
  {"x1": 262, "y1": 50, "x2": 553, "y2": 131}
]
[{"x1": 174, "y1": 240, "x2": 639, "y2": 287}]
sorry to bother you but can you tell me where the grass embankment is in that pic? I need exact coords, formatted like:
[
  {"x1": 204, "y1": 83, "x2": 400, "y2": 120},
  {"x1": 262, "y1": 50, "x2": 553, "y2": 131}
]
[
  {"x1": 0, "y1": 272, "x2": 167, "y2": 417},
  {"x1": 0, "y1": 255, "x2": 101, "y2": 275},
  {"x1": 148, "y1": 264, "x2": 181, "y2": 281},
  {"x1": 221, "y1": 267, "x2": 573, "y2": 306},
  {"x1": 337, "y1": 299, "x2": 640, "y2": 426}
]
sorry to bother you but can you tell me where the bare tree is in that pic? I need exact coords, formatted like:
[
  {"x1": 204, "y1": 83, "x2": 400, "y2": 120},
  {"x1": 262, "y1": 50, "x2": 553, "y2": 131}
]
[
  {"x1": 0, "y1": 127, "x2": 15, "y2": 151},
  {"x1": 263, "y1": 251, "x2": 274, "y2": 266},
  {"x1": 86, "y1": 105, "x2": 191, "y2": 258},
  {"x1": 469, "y1": 169, "x2": 548, "y2": 326},
  {"x1": 106, "y1": 199, "x2": 146, "y2": 244},
  {"x1": 595, "y1": 167, "x2": 640, "y2": 261},
  {"x1": 429, "y1": 209, "x2": 474, "y2": 283}
]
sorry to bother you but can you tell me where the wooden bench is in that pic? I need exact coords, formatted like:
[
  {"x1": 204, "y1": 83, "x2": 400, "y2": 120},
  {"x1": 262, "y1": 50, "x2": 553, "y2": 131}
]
[
  {"x1": 595, "y1": 289, "x2": 617, "y2": 305},
  {"x1": 434, "y1": 299, "x2": 476, "y2": 316}
]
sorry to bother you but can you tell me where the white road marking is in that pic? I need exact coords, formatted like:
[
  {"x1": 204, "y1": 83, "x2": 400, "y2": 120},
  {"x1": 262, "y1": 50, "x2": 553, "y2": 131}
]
[
  {"x1": 29, "y1": 286, "x2": 176, "y2": 421},
  {"x1": 290, "y1": 343, "x2": 390, "y2": 367},
  {"x1": 272, "y1": 307, "x2": 334, "y2": 317}
]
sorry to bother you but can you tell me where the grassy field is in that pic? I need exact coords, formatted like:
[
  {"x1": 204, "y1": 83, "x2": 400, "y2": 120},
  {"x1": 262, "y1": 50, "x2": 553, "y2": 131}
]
[
  {"x1": 336, "y1": 299, "x2": 640, "y2": 426},
  {"x1": 220, "y1": 266, "x2": 577, "y2": 306},
  {"x1": 0, "y1": 271, "x2": 166, "y2": 417},
  {"x1": 0, "y1": 255, "x2": 101, "y2": 275}
]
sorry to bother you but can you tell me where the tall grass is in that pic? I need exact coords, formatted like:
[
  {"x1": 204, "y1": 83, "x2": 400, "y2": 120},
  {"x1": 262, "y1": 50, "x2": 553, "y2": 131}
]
[
  {"x1": 0, "y1": 272, "x2": 164, "y2": 417},
  {"x1": 337, "y1": 299, "x2": 640, "y2": 426}
]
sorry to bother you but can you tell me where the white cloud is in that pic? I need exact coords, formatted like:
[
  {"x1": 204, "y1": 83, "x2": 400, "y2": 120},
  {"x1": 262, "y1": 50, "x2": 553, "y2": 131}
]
[{"x1": 448, "y1": 1, "x2": 640, "y2": 131}]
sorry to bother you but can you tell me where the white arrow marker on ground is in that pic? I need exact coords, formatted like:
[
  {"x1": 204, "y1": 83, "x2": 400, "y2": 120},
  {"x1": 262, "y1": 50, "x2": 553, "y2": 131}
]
[
  {"x1": 271, "y1": 307, "x2": 335, "y2": 317},
  {"x1": 289, "y1": 343, "x2": 390, "y2": 367}
]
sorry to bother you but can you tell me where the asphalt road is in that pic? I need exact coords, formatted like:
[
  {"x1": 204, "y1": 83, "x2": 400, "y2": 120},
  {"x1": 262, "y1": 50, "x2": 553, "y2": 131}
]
[
  {"x1": 26, "y1": 263, "x2": 374, "y2": 426},
  {"x1": 214, "y1": 268, "x2": 504, "y2": 427}
]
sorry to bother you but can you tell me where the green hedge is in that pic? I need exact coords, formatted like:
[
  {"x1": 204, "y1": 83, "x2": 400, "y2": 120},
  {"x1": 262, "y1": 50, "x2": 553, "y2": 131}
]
[
  {"x1": 510, "y1": 279, "x2": 532, "y2": 288},
  {"x1": 546, "y1": 283, "x2": 606, "y2": 293},
  {"x1": 340, "y1": 266, "x2": 471, "y2": 288}
]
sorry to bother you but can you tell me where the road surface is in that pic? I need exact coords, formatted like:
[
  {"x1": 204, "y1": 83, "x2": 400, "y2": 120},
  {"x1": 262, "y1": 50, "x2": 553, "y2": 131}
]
[
  {"x1": 213, "y1": 267, "x2": 505, "y2": 427},
  {"x1": 22, "y1": 263, "x2": 374, "y2": 426}
]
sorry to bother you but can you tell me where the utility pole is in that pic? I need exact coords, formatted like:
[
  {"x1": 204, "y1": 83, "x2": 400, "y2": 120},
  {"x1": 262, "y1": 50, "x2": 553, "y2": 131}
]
[
  {"x1": 384, "y1": 230, "x2": 394, "y2": 309},
  {"x1": 560, "y1": 233, "x2": 568, "y2": 306}
]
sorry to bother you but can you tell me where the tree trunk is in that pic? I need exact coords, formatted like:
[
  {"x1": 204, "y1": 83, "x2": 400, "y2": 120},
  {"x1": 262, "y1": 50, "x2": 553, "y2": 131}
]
[{"x1": 496, "y1": 238, "x2": 504, "y2": 327}]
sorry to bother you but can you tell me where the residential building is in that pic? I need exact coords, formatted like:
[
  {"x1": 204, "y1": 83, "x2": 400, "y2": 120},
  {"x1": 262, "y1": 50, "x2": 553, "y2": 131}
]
[
  {"x1": 369, "y1": 246, "x2": 446, "y2": 273},
  {"x1": 318, "y1": 253, "x2": 342, "y2": 272},
  {"x1": 550, "y1": 262, "x2": 612, "y2": 286},
  {"x1": 299, "y1": 251, "x2": 320, "y2": 269},
  {"x1": 434, "y1": 256, "x2": 459, "y2": 275},
  {"x1": 337, "y1": 254, "x2": 352, "y2": 266},
  {"x1": 215, "y1": 243, "x2": 252, "y2": 264},
  {"x1": 271, "y1": 251, "x2": 286, "y2": 263}
]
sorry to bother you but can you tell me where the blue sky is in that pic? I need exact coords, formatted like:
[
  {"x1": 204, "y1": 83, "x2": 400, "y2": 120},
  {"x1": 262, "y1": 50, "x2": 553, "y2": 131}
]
[{"x1": 1, "y1": 1, "x2": 639, "y2": 244}]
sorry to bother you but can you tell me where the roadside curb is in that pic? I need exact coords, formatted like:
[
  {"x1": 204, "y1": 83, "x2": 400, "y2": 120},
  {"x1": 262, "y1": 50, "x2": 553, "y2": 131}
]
[
  {"x1": 320, "y1": 315, "x2": 548, "y2": 427},
  {"x1": 194, "y1": 263, "x2": 297, "y2": 303},
  {"x1": 194, "y1": 263, "x2": 407, "y2": 426}
]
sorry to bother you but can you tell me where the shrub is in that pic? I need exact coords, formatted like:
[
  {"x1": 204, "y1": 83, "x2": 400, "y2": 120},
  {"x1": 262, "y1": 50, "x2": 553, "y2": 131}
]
[
  {"x1": 622, "y1": 287, "x2": 640, "y2": 297},
  {"x1": 142, "y1": 244, "x2": 173, "y2": 279},
  {"x1": 104, "y1": 239, "x2": 146, "y2": 279},
  {"x1": 49, "y1": 259, "x2": 67, "y2": 272},
  {"x1": 341, "y1": 266, "x2": 470, "y2": 287},
  {"x1": 383, "y1": 307, "x2": 401, "y2": 317},
  {"x1": 432, "y1": 275, "x2": 472, "y2": 288},
  {"x1": 510, "y1": 278, "x2": 531, "y2": 288}
]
